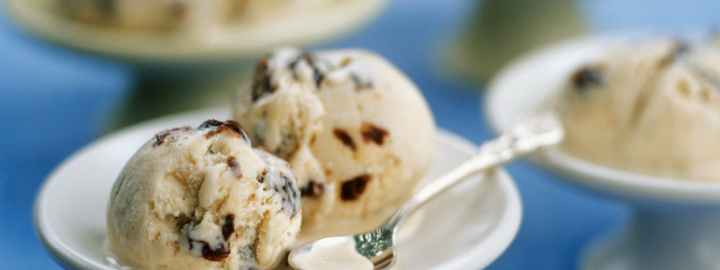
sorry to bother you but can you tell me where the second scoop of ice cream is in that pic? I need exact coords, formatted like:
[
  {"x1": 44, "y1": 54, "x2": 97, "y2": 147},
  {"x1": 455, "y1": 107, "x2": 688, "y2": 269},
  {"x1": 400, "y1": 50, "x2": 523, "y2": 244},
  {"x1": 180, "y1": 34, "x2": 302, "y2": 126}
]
[{"x1": 233, "y1": 48, "x2": 436, "y2": 240}]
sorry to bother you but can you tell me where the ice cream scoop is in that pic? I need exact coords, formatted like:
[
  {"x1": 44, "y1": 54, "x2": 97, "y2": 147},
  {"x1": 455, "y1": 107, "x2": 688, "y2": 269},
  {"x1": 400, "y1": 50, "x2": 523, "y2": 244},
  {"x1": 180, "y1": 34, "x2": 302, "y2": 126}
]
[
  {"x1": 107, "y1": 119, "x2": 301, "y2": 270},
  {"x1": 557, "y1": 38, "x2": 720, "y2": 181},
  {"x1": 233, "y1": 48, "x2": 436, "y2": 240}
]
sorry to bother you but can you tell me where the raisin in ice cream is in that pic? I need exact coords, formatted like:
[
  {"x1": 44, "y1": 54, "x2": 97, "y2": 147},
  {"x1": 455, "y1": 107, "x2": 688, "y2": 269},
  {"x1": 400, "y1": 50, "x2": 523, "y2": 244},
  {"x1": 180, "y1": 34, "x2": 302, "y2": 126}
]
[
  {"x1": 558, "y1": 38, "x2": 720, "y2": 181},
  {"x1": 233, "y1": 48, "x2": 436, "y2": 240},
  {"x1": 107, "y1": 120, "x2": 301, "y2": 269}
]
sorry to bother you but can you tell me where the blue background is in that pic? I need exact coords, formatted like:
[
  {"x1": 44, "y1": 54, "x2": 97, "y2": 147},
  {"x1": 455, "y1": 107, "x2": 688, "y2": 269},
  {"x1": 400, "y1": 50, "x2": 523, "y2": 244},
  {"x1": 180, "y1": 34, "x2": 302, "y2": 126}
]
[{"x1": 1, "y1": 0, "x2": 719, "y2": 269}]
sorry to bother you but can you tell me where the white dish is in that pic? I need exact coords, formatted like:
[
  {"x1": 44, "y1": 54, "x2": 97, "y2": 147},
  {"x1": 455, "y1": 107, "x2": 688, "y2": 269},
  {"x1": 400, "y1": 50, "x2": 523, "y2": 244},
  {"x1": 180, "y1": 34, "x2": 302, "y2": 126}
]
[
  {"x1": 7, "y1": 0, "x2": 387, "y2": 63},
  {"x1": 36, "y1": 109, "x2": 522, "y2": 270},
  {"x1": 486, "y1": 35, "x2": 720, "y2": 270}
]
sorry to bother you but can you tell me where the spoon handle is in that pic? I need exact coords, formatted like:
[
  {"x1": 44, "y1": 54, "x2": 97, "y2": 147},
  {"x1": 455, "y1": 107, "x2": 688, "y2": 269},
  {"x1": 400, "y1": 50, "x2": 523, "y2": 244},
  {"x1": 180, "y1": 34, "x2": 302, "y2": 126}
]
[{"x1": 386, "y1": 114, "x2": 564, "y2": 228}]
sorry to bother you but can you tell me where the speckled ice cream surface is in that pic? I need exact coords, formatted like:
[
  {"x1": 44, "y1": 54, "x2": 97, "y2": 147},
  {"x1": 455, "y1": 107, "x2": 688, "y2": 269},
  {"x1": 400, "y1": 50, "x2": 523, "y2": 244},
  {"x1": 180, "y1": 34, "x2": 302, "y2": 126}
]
[
  {"x1": 107, "y1": 120, "x2": 301, "y2": 270},
  {"x1": 233, "y1": 48, "x2": 436, "y2": 240},
  {"x1": 557, "y1": 38, "x2": 720, "y2": 181}
]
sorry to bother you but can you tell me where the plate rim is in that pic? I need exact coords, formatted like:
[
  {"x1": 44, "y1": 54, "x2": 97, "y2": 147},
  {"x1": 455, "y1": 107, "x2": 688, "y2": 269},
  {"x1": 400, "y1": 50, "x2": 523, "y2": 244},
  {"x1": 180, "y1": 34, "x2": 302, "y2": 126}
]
[
  {"x1": 35, "y1": 108, "x2": 522, "y2": 270},
  {"x1": 485, "y1": 34, "x2": 720, "y2": 205},
  {"x1": 6, "y1": 0, "x2": 388, "y2": 63}
]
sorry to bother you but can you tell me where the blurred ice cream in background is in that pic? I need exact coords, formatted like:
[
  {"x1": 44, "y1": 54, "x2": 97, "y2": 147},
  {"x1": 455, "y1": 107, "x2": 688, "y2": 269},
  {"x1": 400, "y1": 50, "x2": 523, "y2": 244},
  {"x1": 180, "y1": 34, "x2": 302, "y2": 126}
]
[{"x1": 557, "y1": 38, "x2": 720, "y2": 181}]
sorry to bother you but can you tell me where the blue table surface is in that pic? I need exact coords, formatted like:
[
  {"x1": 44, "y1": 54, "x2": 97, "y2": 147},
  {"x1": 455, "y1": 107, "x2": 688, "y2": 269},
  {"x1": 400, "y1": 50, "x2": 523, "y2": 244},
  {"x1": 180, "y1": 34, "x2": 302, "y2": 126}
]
[{"x1": 2, "y1": 0, "x2": 719, "y2": 269}]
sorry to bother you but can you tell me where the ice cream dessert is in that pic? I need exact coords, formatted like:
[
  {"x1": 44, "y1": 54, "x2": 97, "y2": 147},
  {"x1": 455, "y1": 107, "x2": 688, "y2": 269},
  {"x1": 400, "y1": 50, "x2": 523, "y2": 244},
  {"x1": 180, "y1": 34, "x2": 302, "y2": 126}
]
[
  {"x1": 107, "y1": 119, "x2": 301, "y2": 269},
  {"x1": 61, "y1": 0, "x2": 334, "y2": 32},
  {"x1": 233, "y1": 48, "x2": 436, "y2": 240},
  {"x1": 557, "y1": 38, "x2": 720, "y2": 181}
]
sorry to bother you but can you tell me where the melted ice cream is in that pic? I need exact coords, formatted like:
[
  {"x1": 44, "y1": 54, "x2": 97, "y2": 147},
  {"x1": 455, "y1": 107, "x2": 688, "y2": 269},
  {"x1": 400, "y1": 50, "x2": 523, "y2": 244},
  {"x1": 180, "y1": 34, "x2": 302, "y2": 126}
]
[{"x1": 290, "y1": 238, "x2": 373, "y2": 270}]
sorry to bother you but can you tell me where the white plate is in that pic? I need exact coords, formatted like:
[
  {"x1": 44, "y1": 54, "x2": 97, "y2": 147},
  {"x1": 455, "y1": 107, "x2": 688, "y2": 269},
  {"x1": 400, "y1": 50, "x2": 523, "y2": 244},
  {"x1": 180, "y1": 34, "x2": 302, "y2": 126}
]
[
  {"x1": 7, "y1": 0, "x2": 387, "y2": 62},
  {"x1": 35, "y1": 109, "x2": 522, "y2": 270}
]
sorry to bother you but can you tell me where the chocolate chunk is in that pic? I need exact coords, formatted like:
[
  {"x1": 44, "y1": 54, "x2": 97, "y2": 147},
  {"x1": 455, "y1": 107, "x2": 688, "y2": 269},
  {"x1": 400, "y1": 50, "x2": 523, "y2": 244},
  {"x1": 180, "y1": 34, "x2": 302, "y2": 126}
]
[
  {"x1": 222, "y1": 215, "x2": 235, "y2": 240},
  {"x1": 288, "y1": 55, "x2": 301, "y2": 69},
  {"x1": 256, "y1": 169, "x2": 267, "y2": 183},
  {"x1": 302, "y1": 53, "x2": 325, "y2": 88},
  {"x1": 287, "y1": 51, "x2": 332, "y2": 87},
  {"x1": 222, "y1": 120, "x2": 244, "y2": 134},
  {"x1": 340, "y1": 174, "x2": 371, "y2": 201},
  {"x1": 200, "y1": 241, "x2": 230, "y2": 261},
  {"x1": 333, "y1": 128, "x2": 356, "y2": 151},
  {"x1": 289, "y1": 182, "x2": 299, "y2": 199},
  {"x1": 153, "y1": 132, "x2": 172, "y2": 147},
  {"x1": 300, "y1": 181, "x2": 324, "y2": 198},
  {"x1": 180, "y1": 215, "x2": 231, "y2": 261},
  {"x1": 198, "y1": 119, "x2": 224, "y2": 130},
  {"x1": 153, "y1": 127, "x2": 192, "y2": 147},
  {"x1": 202, "y1": 120, "x2": 250, "y2": 142},
  {"x1": 360, "y1": 123, "x2": 389, "y2": 145},
  {"x1": 570, "y1": 65, "x2": 604, "y2": 92},
  {"x1": 204, "y1": 128, "x2": 224, "y2": 139},
  {"x1": 276, "y1": 173, "x2": 299, "y2": 217},
  {"x1": 255, "y1": 150, "x2": 300, "y2": 216},
  {"x1": 251, "y1": 59, "x2": 277, "y2": 102},
  {"x1": 227, "y1": 157, "x2": 242, "y2": 178},
  {"x1": 288, "y1": 54, "x2": 303, "y2": 81}
]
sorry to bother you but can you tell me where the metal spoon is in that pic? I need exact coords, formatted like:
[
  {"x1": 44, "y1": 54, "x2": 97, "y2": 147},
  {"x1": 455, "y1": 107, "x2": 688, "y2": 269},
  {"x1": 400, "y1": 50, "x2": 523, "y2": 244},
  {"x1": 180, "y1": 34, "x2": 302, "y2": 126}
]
[{"x1": 288, "y1": 114, "x2": 564, "y2": 270}]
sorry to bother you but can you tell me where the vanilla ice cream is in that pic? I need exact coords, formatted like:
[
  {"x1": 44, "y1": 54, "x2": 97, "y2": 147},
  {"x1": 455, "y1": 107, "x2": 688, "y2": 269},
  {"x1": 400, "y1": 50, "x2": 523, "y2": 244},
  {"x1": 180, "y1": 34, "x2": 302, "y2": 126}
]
[
  {"x1": 233, "y1": 48, "x2": 436, "y2": 240},
  {"x1": 558, "y1": 38, "x2": 720, "y2": 181},
  {"x1": 107, "y1": 119, "x2": 301, "y2": 269}
]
